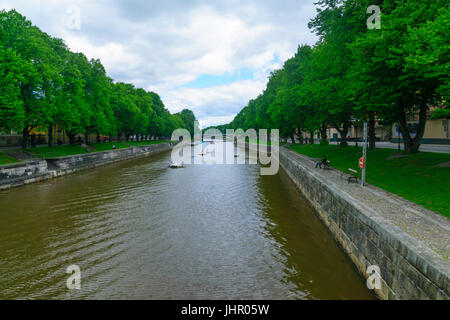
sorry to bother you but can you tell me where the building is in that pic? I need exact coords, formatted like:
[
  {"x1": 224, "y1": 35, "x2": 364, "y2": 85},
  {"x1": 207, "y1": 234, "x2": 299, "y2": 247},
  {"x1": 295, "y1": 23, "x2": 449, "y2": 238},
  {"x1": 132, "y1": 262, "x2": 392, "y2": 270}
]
[{"x1": 391, "y1": 107, "x2": 449, "y2": 145}]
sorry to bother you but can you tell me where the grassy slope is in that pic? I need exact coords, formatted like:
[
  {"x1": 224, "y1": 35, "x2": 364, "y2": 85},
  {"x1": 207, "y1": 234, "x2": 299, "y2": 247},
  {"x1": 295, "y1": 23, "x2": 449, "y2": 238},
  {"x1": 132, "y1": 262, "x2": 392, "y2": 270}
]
[
  {"x1": 26, "y1": 145, "x2": 89, "y2": 158},
  {"x1": 126, "y1": 140, "x2": 175, "y2": 146},
  {"x1": 25, "y1": 140, "x2": 173, "y2": 158},
  {"x1": 0, "y1": 152, "x2": 20, "y2": 165},
  {"x1": 90, "y1": 142, "x2": 130, "y2": 151},
  {"x1": 248, "y1": 138, "x2": 286, "y2": 146},
  {"x1": 289, "y1": 144, "x2": 450, "y2": 217}
]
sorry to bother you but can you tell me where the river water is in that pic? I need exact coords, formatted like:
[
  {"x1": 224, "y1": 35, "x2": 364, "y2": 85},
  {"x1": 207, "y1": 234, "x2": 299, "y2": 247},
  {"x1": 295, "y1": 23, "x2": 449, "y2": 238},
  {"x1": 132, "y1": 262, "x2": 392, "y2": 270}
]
[{"x1": 0, "y1": 143, "x2": 373, "y2": 299}]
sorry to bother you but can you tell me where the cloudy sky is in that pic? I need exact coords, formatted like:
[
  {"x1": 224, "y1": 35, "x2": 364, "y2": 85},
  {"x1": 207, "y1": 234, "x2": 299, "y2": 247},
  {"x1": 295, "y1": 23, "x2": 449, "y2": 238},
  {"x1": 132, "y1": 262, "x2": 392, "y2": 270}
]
[{"x1": 1, "y1": 0, "x2": 318, "y2": 128}]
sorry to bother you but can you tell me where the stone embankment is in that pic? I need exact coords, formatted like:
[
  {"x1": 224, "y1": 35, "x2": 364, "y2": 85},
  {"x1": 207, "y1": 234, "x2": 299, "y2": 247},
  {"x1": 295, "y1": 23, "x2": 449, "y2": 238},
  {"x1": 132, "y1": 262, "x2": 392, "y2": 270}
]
[
  {"x1": 279, "y1": 146, "x2": 449, "y2": 300},
  {"x1": 0, "y1": 143, "x2": 174, "y2": 190}
]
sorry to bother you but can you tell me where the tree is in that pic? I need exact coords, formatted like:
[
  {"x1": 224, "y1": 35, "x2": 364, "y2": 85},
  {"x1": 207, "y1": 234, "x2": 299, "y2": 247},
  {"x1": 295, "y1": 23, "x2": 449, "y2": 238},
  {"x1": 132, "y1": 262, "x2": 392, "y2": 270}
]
[
  {"x1": 351, "y1": 0, "x2": 448, "y2": 153},
  {"x1": 0, "y1": 9, "x2": 197, "y2": 147},
  {"x1": 177, "y1": 109, "x2": 197, "y2": 137},
  {"x1": 0, "y1": 45, "x2": 27, "y2": 132}
]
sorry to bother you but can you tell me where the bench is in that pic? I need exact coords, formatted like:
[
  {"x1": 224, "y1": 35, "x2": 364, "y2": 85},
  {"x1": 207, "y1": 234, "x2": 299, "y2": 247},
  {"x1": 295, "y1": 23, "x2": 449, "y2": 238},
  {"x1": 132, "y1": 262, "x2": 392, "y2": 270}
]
[{"x1": 347, "y1": 168, "x2": 358, "y2": 183}]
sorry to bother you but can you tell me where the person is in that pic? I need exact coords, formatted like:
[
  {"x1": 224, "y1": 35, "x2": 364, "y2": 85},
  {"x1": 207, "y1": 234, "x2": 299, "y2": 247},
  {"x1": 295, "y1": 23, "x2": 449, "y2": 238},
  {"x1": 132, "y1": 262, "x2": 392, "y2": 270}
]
[
  {"x1": 315, "y1": 155, "x2": 328, "y2": 169},
  {"x1": 112, "y1": 145, "x2": 117, "y2": 150}
]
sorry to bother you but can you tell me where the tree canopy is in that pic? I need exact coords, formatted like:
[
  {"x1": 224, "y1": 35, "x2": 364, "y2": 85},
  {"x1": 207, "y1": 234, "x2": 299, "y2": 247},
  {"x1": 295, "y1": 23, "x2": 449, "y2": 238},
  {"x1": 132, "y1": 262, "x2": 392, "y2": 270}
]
[
  {"x1": 0, "y1": 10, "x2": 196, "y2": 147},
  {"x1": 211, "y1": 0, "x2": 449, "y2": 153}
]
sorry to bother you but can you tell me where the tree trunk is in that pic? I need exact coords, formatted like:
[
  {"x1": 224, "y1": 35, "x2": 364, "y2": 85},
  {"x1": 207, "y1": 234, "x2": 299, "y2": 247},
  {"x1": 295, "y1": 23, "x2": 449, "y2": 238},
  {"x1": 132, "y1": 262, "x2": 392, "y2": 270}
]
[
  {"x1": 48, "y1": 125, "x2": 53, "y2": 147},
  {"x1": 85, "y1": 133, "x2": 89, "y2": 145},
  {"x1": 96, "y1": 131, "x2": 100, "y2": 144},
  {"x1": 398, "y1": 100, "x2": 427, "y2": 153},
  {"x1": 336, "y1": 120, "x2": 350, "y2": 147},
  {"x1": 297, "y1": 128, "x2": 303, "y2": 144},
  {"x1": 68, "y1": 132, "x2": 75, "y2": 145},
  {"x1": 22, "y1": 127, "x2": 30, "y2": 149},
  {"x1": 290, "y1": 133, "x2": 296, "y2": 144},
  {"x1": 369, "y1": 113, "x2": 376, "y2": 150},
  {"x1": 309, "y1": 131, "x2": 315, "y2": 144},
  {"x1": 31, "y1": 134, "x2": 36, "y2": 148},
  {"x1": 320, "y1": 123, "x2": 328, "y2": 144}
]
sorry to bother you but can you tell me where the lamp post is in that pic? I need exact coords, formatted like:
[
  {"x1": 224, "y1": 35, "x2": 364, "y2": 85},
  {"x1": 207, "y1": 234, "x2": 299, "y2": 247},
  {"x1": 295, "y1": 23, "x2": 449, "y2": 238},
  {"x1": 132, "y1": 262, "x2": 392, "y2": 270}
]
[{"x1": 361, "y1": 121, "x2": 368, "y2": 187}]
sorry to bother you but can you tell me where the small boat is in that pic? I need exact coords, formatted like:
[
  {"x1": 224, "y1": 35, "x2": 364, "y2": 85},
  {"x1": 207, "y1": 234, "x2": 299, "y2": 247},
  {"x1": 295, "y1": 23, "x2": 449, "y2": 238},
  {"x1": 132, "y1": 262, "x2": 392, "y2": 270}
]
[{"x1": 169, "y1": 162, "x2": 184, "y2": 168}]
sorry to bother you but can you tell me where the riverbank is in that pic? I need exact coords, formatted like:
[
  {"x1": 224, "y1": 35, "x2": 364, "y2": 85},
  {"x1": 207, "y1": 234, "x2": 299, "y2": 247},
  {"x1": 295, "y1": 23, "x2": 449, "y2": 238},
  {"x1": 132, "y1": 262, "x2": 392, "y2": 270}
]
[
  {"x1": 290, "y1": 144, "x2": 450, "y2": 217},
  {"x1": 0, "y1": 142, "x2": 175, "y2": 191},
  {"x1": 0, "y1": 140, "x2": 176, "y2": 164},
  {"x1": 279, "y1": 146, "x2": 450, "y2": 300},
  {"x1": 0, "y1": 152, "x2": 19, "y2": 165}
]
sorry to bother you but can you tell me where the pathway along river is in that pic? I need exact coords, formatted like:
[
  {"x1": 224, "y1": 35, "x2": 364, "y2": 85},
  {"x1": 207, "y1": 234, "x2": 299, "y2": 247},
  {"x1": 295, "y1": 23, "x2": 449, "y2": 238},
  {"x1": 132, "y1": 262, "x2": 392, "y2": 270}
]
[{"x1": 0, "y1": 143, "x2": 374, "y2": 299}]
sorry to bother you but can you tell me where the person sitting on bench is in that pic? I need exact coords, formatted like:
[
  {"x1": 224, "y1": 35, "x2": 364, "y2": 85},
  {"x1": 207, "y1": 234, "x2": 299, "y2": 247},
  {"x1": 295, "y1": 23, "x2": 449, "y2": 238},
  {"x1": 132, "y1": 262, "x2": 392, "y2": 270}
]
[{"x1": 315, "y1": 156, "x2": 328, "y2": 168}]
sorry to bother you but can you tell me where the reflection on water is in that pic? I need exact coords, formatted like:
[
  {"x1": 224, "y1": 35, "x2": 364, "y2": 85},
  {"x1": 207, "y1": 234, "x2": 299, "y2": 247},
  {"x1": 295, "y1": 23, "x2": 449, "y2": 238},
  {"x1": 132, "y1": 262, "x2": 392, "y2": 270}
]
[{"x1": 0, "y1": 143, "x2": 374, "y2": 299}]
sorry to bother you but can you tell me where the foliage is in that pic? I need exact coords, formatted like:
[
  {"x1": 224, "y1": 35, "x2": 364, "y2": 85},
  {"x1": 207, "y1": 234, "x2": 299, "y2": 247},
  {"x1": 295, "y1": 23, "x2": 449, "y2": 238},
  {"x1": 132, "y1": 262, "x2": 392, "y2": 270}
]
[
  {"x1": 0, "y1": 10, "x2": 196, "y2": 146},
  {"x1": 212, "y1": 0, "x2": 449, "y2": 154},
  {"x1": 431, "y1": 108, "x2": 450, "y2": 120}
]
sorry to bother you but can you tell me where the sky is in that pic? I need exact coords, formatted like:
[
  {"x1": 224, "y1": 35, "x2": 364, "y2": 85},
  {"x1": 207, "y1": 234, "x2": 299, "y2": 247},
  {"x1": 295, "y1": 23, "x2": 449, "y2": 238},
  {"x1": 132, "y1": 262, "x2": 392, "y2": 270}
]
[{"x1": 0, "y1": 0, "x2": 319, "y2": 128}]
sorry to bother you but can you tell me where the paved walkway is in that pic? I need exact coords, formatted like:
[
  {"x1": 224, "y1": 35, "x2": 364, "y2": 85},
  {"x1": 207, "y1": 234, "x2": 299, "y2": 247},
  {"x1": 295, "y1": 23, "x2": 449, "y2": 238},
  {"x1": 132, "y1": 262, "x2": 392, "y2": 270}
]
[{"x1": 287, "y1": 149, "x2": 450, "y2": 261}]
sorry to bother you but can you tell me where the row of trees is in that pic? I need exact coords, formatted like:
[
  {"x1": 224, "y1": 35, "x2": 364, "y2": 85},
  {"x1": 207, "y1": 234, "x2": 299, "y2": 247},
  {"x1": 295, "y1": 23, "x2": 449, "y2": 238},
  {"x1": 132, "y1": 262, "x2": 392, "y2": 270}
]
[
  {"x1": 213, "y1": 0, "x2": 449, "y2": 153},
  {"x1": 0, "y1": 10, "x2": 196, "y2": 148}
]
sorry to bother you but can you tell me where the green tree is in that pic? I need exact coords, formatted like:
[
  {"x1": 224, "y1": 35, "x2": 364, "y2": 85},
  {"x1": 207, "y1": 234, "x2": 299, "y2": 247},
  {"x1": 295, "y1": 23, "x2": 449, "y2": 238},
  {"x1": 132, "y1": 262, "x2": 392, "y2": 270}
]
[
  {"x1": 0, "y1": 45, "x2": 27, "y2": 132},
  {"x1": 351, "y1": 0, "x2": 448, "y2": 153}
]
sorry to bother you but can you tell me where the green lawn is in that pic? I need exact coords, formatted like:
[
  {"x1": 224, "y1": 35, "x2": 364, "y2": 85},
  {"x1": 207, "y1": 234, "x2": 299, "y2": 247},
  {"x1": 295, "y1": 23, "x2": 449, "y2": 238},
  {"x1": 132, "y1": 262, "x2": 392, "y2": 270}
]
[
  {"x1": 25, "y1": 140, "x2": 174, "y2": 158},
  {"x1": 27, "y1": 145, "x2": 89, "y2": 158},
  {"x1": 126, "y1": 140, "x2": 175, "y2": 146},
  {"x1": 0, "y1": 152, "x2": 20, "y2": 165},
  {"x1": 289, "y1": 144, "x2": 450, "y2": 217},
  {"x1": 248, "y1": 138, "x2": 286, "y2": 146},
  {"x1": 90, "y1": 142, "x2": 130, "y2": 151}
]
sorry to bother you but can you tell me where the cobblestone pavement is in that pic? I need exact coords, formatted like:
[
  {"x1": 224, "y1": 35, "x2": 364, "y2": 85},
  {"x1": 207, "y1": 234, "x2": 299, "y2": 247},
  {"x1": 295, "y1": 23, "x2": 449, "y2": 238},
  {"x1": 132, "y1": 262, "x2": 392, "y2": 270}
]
[{"x1": 289, "y1": 150, "x2": 450, "y2": 261}]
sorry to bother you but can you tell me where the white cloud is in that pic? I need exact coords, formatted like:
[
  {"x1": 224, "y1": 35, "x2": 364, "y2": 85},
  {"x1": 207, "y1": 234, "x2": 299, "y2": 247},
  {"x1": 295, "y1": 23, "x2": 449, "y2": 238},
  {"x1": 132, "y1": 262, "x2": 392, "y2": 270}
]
[{"x1": 165, "y1": 79, "x2": 267, "y2": 116}]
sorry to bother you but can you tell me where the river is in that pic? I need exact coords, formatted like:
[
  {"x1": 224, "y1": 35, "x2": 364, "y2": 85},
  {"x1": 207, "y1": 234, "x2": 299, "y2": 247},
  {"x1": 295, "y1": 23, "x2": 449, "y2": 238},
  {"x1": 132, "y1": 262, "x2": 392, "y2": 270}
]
[{"x1": 0, "y1": 143, "x2": 374, "y2": 299}]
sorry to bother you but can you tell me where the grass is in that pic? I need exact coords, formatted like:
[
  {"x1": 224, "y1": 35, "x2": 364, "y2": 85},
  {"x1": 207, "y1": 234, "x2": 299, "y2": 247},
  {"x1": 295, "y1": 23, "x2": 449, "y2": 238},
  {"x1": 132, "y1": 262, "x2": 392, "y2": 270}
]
[
  {"x1": 248, "y1": 138, "x2": 286, "y2": 146},
  {"x1": 25, "y1": 140, "x2": 175, "y2": 158},
  {"x1": 126, "y1": 140, "x2": 175, "y2": 146},
  {"x1": 289, "y1": 144, "x2": 450, "y2": 217},
  {"x1": 90, "y1": 142, "x2": 130, "y2": 151},
  {"x1": 0, "y1": 152, "x2": 20, "y2": 165},
  {"x1": 27, "y1": 145, "x2": 89, "y2": 158}
]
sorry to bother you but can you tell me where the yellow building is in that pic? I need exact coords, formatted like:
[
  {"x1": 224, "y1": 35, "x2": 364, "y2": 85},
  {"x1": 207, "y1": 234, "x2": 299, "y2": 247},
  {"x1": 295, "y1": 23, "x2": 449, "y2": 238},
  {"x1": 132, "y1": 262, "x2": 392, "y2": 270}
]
[
  {"x1": 392, "y1": 119, "x2": 449, "y2": 145},
  {"x1": 391, "y1": 107, "x2": 450, "y2": 145}
]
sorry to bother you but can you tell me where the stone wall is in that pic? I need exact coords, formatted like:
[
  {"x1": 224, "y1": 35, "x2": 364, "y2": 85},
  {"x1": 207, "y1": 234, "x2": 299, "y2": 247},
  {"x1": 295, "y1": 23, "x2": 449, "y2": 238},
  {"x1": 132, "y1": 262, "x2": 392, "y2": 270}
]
[
  {"x1": 0, "y1": 160, "x2": 50, "y2": 190},
  {"x1": 279, "y1": 147, "x2": 449, "y2": 300},
  {"x1": 47, "y1": 143, "x2": 173, "y2": 172},
  {"x1": 0, "y1": 143, "x2": 173, "y2": 190}
]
